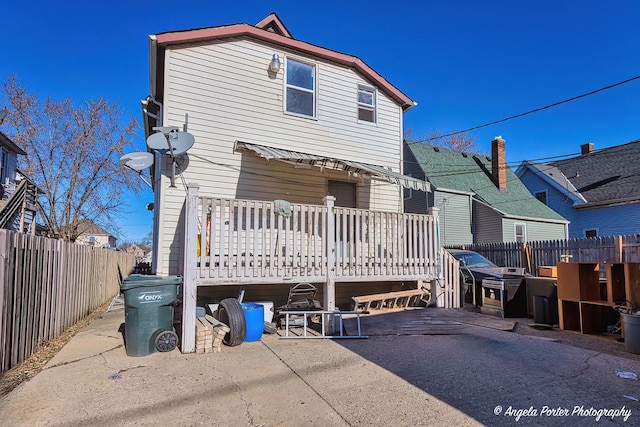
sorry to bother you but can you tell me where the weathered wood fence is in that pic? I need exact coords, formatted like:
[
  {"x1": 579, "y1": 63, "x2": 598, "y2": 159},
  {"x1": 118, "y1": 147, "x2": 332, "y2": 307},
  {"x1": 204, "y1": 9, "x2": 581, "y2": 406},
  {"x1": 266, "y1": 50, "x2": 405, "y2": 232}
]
[
  {"x1": 450, "y1": 235, "x2": 640, "y2": 274},
  {"x1": 0, "y1": 230, "x2": 135, "y2": 373}
]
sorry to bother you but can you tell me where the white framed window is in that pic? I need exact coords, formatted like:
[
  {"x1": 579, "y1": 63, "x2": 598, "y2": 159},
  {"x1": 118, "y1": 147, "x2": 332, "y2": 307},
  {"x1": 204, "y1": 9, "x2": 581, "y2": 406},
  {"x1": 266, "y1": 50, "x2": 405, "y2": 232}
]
[
  {"x1": 285, "y1": 58, "x2": 316, "y2": 118},
  {"x1": 534, "y1": 190, "x2": 547, "y2": 205},
  {"x1": 88, "y1": 236, "x2": 96, "y2": 246},
  {"x1": 585, "y1": 229, "x2": 598, "y2": 238},
  {"x1": 357, "y1": 85, "x2": 376, "y2": 123},
  {"x1": 514, "y1": 223, "x2": 527, "y2": 243}
]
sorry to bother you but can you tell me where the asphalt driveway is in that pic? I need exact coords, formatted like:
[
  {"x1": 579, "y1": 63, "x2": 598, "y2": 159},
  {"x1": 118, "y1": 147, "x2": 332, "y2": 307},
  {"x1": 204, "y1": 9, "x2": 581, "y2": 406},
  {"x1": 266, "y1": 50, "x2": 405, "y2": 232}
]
[{"x1": 1, "y1": 307, "x2": 639, "y2": 426}]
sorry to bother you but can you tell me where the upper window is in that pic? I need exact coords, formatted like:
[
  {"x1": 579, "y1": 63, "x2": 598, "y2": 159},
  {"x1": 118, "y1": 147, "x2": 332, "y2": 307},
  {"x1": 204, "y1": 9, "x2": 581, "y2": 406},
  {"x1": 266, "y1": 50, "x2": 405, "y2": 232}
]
[
  {"x1": 286, "y1": 59, "x2": 316, "y2": 118},
  {"x1": 534, "y1": 191, "x2": 547, "y2": 205},
  {"x1": 357, "y1": 86, "x2": 376, "y2": 123}
]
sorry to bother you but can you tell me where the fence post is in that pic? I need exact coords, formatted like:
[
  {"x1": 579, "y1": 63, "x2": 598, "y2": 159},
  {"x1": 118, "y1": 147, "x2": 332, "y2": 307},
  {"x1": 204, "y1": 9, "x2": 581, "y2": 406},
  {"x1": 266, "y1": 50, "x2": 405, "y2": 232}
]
[
  {"x1": 428, "y1": 207, "x2": 445, "y2": 307},
  {"x1": 182, "y1": 183, "x2": 200, "y2": 353},
  {"x1": 615, "y1": 235, "x2": 623, "y2": 263}
]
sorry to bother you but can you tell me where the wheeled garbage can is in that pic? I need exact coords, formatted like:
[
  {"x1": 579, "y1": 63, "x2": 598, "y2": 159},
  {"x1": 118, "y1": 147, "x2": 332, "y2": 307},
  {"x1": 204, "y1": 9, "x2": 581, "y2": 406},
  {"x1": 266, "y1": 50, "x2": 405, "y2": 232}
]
[{"x1": 120, "y1": 275, "x2": 182, "y2": 356}]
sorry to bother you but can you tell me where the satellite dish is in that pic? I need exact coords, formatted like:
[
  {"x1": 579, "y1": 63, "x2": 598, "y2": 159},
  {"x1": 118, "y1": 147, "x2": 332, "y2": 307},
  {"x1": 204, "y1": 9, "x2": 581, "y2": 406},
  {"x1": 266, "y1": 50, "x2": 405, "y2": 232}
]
[
  {"x1": 146, "y1": 131, "x2": 195, "y2": 155},
  {"x1": 147, "y1": 132, "x2": 170, "y2": 154},
  {"x1": 119, "y1": 152, "x2": 154, "y2": 171}
]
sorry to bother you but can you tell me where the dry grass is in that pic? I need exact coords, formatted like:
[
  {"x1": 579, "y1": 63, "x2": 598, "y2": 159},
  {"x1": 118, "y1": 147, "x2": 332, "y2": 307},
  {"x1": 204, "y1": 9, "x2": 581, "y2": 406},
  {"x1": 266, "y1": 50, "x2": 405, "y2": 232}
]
[{"x1": 0, "y1": 301, "x2": 111, "y2": 397}]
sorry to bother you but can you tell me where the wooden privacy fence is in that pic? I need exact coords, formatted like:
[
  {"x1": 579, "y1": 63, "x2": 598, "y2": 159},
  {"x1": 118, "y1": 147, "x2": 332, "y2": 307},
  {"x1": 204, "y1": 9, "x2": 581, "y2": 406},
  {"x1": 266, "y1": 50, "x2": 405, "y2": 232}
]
[
  {"x1": 451, "y1": 235, "x2": 640, "y2": 274},
  {"x1": 0, "y1": 230, "x2": 135, "y2": 373}
]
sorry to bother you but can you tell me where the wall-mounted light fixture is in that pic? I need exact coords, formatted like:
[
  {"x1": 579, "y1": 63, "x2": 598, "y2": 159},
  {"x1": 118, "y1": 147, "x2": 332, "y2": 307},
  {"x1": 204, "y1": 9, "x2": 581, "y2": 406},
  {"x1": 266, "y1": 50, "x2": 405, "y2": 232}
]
[{"x1": 269, "y1": 54, "x2": 281, "y2": 73}]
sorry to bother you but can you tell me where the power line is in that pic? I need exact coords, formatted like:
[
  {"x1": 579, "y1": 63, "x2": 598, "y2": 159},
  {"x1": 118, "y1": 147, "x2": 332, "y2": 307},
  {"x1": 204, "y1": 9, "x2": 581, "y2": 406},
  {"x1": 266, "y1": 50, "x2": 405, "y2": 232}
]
[{"x1": 411, "y1": 74, "x2": 640, "y2": 143}]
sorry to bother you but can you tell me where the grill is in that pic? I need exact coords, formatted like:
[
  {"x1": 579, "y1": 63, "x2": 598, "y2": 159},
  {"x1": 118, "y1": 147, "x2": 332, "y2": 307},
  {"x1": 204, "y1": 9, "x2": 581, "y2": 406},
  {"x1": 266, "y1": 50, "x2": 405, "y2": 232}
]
[{"x1": 481, "y1": 275, "x2": 526, "y2": 318}]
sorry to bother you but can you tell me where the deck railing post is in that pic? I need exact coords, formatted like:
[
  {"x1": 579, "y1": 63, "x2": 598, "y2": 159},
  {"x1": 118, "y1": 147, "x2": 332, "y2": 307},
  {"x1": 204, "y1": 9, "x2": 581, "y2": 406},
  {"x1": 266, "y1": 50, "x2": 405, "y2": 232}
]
[
  {"x1": 182, "y1": 183, "x2": 200, "y2": 353},
  {"x1": 428, "y1": 207, "x2": 446, "y2": 307},
  {"x1": 323, "y1": 196, "x2": 336, "y2": 335},
  {"x1": 323, "y1": 196, "x2": 336, "y2": 312}
]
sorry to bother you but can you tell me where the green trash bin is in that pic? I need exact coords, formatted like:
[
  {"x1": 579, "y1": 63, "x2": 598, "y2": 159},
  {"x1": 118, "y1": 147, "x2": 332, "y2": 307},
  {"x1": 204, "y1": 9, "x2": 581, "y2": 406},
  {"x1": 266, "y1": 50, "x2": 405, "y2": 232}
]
[{"x1": 120, "y1": 275, "x2": 182, "y2": 357}]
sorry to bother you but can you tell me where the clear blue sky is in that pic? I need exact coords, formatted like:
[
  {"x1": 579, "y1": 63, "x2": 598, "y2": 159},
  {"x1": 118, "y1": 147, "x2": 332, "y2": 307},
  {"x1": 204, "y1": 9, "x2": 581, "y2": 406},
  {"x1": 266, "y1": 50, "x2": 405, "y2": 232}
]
[{"x1": 3, "y1": 1, "x2": 639, "y2": 243}]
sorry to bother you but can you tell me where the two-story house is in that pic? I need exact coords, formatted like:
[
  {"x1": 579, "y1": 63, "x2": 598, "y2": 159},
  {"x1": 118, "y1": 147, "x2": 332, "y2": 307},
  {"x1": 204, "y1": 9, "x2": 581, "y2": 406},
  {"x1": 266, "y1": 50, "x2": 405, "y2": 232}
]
[
  {"x1": 404, "y1": 137, "x2": 568, "y2": 245},
  {"x1": 73, "y1": 219, "x2": 117, "y2": 249},
  {"x1": 141, "y1": 14, "x2": 453, "y2": 352},
  {"x1": 516, "y1": 140, "x2": 640, "y2": 238}
]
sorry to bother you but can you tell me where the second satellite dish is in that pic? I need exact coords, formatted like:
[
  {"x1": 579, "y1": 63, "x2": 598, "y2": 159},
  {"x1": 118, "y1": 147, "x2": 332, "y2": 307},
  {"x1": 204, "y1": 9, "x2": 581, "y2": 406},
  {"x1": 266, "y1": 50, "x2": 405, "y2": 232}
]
[
  {"x1": 119, "y1": 152, "x2": 154, "y2": 171},
  {"x1": 146, "y1": 131, "x2": 195, "y2": 155}
]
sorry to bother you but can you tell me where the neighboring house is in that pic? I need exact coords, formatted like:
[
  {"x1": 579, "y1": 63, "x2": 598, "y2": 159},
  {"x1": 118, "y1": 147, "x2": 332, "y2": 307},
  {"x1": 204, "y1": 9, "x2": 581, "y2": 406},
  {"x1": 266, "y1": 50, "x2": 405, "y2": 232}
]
[
  {"x1": 73, "y1": 219, "x2": 117, "y2": 249},
  {"x1": 0, "y1": 131, "x2": 39, "y2": 234},
  {"x1": 516, "y1": 140, "x2": 640, "y2": 238},
  {"x1": 141, "y1": 14, "x2": 450, "y2": 352},
  {"x1": 404, "y1": 137, "x2": 569, "y2": 245},
  {"x1": 126, "y1": 244, "x2": 150, "y2": 263}
]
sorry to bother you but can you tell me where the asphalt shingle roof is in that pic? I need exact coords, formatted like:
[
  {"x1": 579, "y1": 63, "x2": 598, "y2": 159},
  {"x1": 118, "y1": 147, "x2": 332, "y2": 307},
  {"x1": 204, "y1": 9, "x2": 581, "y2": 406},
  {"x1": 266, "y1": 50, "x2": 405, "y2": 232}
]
[
  {"x1": 407, "y1": 142, "x2": 566, "y2": 221},
  {"x1": 550, "y1": 139, "x2": 640, "y2": 204}
]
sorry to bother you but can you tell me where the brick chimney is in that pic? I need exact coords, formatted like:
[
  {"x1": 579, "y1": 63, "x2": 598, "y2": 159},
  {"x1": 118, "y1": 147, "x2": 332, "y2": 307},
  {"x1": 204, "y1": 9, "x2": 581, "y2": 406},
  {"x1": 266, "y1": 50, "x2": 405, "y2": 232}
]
[
  {"x1": 491, "y1": 136, "x2": 507, "y2": 191},
  {"x1": 581, "y1": 142, "x2": 594, "y2": 155}
]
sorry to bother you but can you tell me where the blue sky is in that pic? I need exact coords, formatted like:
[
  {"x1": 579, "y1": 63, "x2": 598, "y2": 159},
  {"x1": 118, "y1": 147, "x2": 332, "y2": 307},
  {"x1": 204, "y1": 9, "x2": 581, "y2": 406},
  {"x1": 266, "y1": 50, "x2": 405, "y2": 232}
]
[{"x1": 3, "y1": 1, "x2": 639, "y2": 243}]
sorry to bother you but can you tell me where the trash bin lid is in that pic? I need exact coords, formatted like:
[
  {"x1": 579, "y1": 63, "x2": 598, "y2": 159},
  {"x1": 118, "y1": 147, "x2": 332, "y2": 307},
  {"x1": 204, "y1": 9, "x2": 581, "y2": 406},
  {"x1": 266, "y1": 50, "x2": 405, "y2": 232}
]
[
  {"x1": 122, "y1": 274, "x2": 165, "y2": 282},
  {"x1": 120, "y1": 275, "x2": 182, "y2": 291}
]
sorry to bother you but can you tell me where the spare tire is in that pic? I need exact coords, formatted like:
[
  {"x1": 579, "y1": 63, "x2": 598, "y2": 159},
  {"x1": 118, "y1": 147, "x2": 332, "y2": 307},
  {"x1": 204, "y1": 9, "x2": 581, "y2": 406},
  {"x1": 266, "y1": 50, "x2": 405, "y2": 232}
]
[{"x1": 216, "y1": 298, "x2": 246, "y2": 346}]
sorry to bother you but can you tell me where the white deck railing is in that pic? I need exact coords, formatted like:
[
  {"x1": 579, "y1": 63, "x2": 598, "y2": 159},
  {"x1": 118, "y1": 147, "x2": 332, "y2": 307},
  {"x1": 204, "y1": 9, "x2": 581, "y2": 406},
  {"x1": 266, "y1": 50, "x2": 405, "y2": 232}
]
[
  {"x1": 187, "y1": 191, "x2": 440, "y2": 284},
  {"x1": 180, "y1": 183, "x2": 455, "y2": 352}
]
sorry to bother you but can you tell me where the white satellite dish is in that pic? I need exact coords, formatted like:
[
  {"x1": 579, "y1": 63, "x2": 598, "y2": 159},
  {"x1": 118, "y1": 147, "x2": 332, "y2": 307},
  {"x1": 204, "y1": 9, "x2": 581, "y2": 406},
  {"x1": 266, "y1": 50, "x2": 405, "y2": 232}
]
[
  {"x1": 147, "y1": 132, "x2": 170, "y2": 154},
  {"x1": 119, "y1": 152, "x2": 154, "y2": 171},
  {"x1": 146, "y1": 131, "x2": 195, "y2": 155}
]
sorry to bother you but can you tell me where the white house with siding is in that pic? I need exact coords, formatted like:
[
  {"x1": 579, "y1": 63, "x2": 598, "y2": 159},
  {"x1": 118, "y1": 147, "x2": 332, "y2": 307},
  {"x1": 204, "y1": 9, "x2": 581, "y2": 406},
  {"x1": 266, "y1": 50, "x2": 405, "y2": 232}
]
[{"x1": 141, "y1": 14, "x2": 458, "y2": 352}]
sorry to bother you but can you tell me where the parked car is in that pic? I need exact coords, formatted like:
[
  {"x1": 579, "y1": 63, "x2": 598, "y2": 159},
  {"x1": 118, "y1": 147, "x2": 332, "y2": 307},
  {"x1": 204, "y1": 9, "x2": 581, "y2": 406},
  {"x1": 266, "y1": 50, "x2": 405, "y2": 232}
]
[{"x1": 447, "y1": 249, "x2": 529, "y2": 306}]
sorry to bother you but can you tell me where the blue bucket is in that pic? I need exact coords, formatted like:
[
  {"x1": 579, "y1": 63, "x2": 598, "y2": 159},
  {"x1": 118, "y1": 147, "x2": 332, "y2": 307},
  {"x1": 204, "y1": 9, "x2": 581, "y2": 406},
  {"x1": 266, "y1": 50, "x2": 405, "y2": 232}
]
[{"x1": 242, "y1": 303, "x2": 264, "y2": 342}]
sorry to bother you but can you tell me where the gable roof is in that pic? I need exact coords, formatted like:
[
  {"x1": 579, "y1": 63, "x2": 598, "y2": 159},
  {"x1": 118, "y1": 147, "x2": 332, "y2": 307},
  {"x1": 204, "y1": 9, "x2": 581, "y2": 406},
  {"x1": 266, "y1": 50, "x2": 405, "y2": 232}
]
[
  {"x1": 148, "y1": 13, "x2": 414, "y2": 111},
  {"x1": 515, "y1": 161, "x2": 586, "y2": 206},
  {"x1": 74, "y1": 219, "x2": 114, "y2": 238},
  {"x1": 406, "y1": 142, "x2": 567, "y2": 223},
  {"x1": 0, "y1": 131, "x2": 27, "y2": 156},
  {"x1": 549, "y1": 139, "x2": 640, "y2": 206}
]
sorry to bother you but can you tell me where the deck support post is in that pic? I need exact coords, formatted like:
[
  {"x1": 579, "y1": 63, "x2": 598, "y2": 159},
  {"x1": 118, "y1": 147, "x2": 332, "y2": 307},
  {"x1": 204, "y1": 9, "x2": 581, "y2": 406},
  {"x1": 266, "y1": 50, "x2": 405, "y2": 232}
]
[
  {"x1": 428, "y1": 207, "x2": 445, "y2": 307},
  {"x1": 323, "y1": 195, "x2": 336, "y2": 334},
  {"x1": 182, "y1": 183, "x2": 200, "y2": 353}
]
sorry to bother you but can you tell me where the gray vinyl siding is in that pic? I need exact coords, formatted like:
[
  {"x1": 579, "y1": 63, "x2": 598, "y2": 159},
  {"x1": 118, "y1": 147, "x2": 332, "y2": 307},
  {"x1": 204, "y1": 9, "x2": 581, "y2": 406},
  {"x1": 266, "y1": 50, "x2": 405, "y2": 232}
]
[
  {"x1": 435, "y1": 191, "x2": 472, "y2": 245},
  {"x1": 502, "y1": 218, "x2": 566, "y2": 242},
  {"x1": 472, "y1": 201, "x2": 503, "y2": 243}
]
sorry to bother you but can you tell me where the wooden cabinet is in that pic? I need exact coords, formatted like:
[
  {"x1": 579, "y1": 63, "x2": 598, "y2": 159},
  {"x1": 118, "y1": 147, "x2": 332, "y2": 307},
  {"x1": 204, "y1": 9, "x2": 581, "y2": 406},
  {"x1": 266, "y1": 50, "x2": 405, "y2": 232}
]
[
  {"x1": 557, "y1": 262, "x2": 639, "y2": 338},
  {"x1": 556, "y1": 262, "x2": 600, "y2": 302}
]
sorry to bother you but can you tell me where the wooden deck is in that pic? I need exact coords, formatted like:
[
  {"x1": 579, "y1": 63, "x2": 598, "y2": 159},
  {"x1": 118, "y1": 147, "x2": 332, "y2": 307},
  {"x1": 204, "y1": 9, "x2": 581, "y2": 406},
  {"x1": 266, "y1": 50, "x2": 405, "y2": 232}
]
[{"x1": 180, "y1": 184, "x2": 460, "y2": 352}]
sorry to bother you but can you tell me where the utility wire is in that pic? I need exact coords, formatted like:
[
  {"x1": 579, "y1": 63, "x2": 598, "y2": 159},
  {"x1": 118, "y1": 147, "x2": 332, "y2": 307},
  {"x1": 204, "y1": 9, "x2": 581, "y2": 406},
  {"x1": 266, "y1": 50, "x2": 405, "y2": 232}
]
[{"x1": 411, "y1": 74, "x2": 640, "y2": 143}]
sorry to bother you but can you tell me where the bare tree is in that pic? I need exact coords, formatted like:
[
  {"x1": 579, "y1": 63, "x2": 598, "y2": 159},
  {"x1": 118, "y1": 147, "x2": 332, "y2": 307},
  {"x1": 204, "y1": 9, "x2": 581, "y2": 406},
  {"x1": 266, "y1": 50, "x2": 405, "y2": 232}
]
[
  {"x1": 404, "y1": 126, "x2": 481, "y2": 154},
  {"x1": 1, "y1": 75, "x2": 142, "y2": 241}
]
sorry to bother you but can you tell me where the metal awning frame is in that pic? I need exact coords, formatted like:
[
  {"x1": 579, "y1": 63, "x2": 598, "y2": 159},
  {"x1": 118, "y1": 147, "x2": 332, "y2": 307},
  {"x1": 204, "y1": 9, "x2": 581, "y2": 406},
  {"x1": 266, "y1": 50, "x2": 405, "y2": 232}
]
[{"x1": 235, "y1": 141, "x2": 430, "y2": 192}]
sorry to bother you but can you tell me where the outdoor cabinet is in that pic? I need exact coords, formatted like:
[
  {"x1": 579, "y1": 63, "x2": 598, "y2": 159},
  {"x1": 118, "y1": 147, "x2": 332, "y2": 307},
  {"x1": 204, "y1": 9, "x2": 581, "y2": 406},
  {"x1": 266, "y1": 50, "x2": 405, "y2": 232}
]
[
  {"x1": 556, "y1": 262, "x2": 600, "y2": 302},
  {"x1": 557, "y1": 262, "x2": 640, "y2": 337}
]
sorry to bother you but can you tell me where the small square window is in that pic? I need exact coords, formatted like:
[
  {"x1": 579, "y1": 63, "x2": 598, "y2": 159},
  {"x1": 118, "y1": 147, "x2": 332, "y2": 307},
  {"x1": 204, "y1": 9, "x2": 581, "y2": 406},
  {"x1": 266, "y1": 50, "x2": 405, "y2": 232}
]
[
  {"x1": 515, "y1": 223, "x2": 527, "y2": 243},
  {"x1": 534, "y1": 191, "x2": 547, "y2": 205},
  {"x1": 585, "y1": 229, "x2": 597, "y2": 238},
  {"x1": 358, "y1": 86, "x2": 376, "y2": 123}
]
